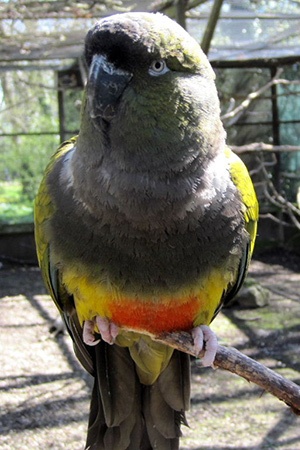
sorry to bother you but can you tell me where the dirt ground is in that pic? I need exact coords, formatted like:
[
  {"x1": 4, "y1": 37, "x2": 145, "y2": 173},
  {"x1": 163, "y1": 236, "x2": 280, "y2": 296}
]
[{"x1": 0, "y1": 250, "x2": 300, "y2": 450}]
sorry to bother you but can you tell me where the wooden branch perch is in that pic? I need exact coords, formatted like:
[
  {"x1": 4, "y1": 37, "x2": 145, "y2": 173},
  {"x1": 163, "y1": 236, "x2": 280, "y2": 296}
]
[{"x1": 155, "y1": 331, "x2": 300, "y2": 415}]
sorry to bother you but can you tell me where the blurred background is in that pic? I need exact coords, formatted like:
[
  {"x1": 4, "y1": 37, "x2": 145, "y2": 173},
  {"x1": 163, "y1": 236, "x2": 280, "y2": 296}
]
[{"x1": 1, "y1": 0, "x2": 300, "y2": 262}]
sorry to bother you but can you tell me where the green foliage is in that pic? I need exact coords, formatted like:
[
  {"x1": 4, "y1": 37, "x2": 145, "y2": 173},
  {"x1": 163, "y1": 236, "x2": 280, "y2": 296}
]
[
  {"x1": 0, "y1": 181, "x2": 33, "y2": 224},
  {"x1": 0, "y1": 70, "x2": 60, "y2": 204},
  {"x1": 0, "y1": 134, "x2": 60, "y2": 201},
  {"x1": 0, "y1": 68, "x2": 81, "y2": 224}
]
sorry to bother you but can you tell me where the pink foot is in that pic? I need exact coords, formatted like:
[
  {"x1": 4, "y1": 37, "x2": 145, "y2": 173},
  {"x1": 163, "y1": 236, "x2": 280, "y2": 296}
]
[
  {"x1": 82, "y1": 317, "x2": 119, "y2": 346},
  {"x1": 95, "y1": 316, "x2": 119, "y2": 345},
  {"x1": 83, "y1": 319, "x2": 100, "y2": 346},
  {"x1": 191, "y1": 325, "x2": 218, "y2": 367}
]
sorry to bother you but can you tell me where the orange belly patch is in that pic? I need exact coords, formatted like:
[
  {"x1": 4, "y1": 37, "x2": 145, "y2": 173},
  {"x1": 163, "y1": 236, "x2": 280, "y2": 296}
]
[
  {"x1": 62, "y1": 265, "x2": 229, "y2": 335},
  {"x1": 109, "y1": 296, "x2": 201, "y2": 334}
]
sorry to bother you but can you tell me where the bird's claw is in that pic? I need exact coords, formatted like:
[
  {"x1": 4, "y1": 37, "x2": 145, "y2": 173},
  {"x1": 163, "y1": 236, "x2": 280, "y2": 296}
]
[
  {"x1": 95, "y1": 316, "x2": 119, "y2": 344},
  {"x1": 191, "y1": 325, "x2": 218, "y2": 367},
  {"x1": 83, "y1": 317, "x2": 119, "y2": 346},
  {"x1": 83, "y1": 319, "x2": 100, "y2": 346}
]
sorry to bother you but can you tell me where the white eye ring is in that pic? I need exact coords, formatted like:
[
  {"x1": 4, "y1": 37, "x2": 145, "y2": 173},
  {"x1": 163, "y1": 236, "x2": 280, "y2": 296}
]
[{"x1": 148, "y1": 60, "x2": 169, "y2": 76}]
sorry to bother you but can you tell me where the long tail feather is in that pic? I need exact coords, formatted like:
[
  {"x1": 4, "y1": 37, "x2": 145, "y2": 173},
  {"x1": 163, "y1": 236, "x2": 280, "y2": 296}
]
[{"x1": 85, "y1": 342, "x2": 190, "y2": 450}]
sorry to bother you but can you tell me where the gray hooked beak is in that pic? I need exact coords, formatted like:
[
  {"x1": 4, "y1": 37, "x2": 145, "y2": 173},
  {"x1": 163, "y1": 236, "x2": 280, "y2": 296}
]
[{"x1": 87, "y1": 54, "x2": 133, "y2": 122}]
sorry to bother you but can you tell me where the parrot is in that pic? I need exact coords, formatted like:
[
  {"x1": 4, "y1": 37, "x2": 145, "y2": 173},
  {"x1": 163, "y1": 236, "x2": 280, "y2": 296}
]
[{"x1": 34, "y1": 12, "x2": 258, "y2": 450}]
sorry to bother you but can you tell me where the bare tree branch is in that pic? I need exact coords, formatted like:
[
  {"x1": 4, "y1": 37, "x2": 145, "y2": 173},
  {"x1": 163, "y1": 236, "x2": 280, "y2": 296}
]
[
  {"x1": 0, "y1": 1, "x2": 129, "y2": 20},
  {"x1": 201, "y1": 0, "x2": 224, "y2": 54},
  {"x1": 259, "y1": 213, "x2": 295, "y2": 228},
  {"x1": 232, "y1": 142, "x2": 300, "y2": 154},
  {"x1": 221, "y1": 68, "x2": 284, "y2": 126},
  {"x1": 221, "y1": 69, "x2": 300, "y2": 128},
  {"x1": 150, "y1": 0, "x2": 208, "y2": 14},
  {"x1": 251, "y1": 153, "x2": 300, "y2": 230},
  {"x1": 155, "y1": 331, "x2": 300, "y2": 415},
  {"x1": 258, "y1": 156, "x2": 299, "y2": 208}
]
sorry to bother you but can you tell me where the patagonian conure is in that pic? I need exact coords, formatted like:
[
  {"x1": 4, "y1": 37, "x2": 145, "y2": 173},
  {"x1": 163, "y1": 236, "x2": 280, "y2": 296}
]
[{"x1": 34, "y1": 12, "x2": 258, "y2": 450}]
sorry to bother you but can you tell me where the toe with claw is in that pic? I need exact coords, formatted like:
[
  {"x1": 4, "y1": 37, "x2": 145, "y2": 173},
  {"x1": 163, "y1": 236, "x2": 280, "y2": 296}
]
[
  {"x1": 191, "y1": 325, "x2": 218, "y2": 367},
  {"x1": 83, "y1": 317, "x2": 119, "y2": 346},
  {"x1": 83, "y1": 319, "x2": 100, "y2": 346}
]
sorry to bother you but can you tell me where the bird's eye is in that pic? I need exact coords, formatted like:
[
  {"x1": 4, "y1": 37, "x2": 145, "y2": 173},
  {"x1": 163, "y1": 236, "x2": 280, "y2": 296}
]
[{"x1": 148, "y1": 60, "x2": 169, "y2": 76}]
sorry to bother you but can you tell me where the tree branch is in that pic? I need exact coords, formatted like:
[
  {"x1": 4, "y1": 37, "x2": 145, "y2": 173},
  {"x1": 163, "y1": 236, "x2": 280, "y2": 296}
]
[
  {"x1": 254, "y1": 154, "x2": 300, "y2": 230},
  {"x1": 231, "y1": 142, "x2": 300, "y2": 154},
  {"x1": 221, "y1": 68, "x2": 283, "y2": 126},
  {"x1": 155, "y1": 331, "x2": 300, "y2": 415},
  {"x1": 201, "y1": 0, "x2": 224, "y2": 54}
]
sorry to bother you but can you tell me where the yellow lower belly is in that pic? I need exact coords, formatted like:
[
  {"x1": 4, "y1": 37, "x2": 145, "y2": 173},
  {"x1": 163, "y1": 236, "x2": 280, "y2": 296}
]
[{"x1": 62, "y1": 266, "x2": 230, "y2": 334}]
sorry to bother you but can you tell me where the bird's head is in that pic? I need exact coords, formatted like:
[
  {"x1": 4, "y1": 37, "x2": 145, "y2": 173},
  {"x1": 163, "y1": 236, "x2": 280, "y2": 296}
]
[
  {"x1": 84, "y1": 12, "x2": 217, "y2": 123},
  {"x1": 78, "y1": 12, "x2": 225, "y2": 172}
]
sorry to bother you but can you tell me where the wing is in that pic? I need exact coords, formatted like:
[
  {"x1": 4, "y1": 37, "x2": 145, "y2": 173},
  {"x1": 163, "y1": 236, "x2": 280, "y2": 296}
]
[
  {"x1": 221, "y1": 146, "x2": 259, "y2": 307},
  {"x1": 226, "y1": 146, "x2": 258, "y2": 254},
  {"x1": 34, "y1": 137, "x2": 94, "y2": 375}
]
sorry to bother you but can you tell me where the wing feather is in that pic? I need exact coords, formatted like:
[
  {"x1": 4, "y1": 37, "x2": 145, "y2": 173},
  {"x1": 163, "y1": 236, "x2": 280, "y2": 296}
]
[
  {"x1": 220, "y1": 147, "x2": 259, "y2": 307},
  {"x1": 34, "y1": 137, "x2": 94, "y2": 375}
]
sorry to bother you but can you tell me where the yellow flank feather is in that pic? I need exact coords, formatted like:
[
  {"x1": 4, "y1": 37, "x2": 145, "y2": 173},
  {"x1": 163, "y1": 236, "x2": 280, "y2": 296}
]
[
  {"x1": 62, "y1": 264, "x2": 233, "y2": 333},
  {"x1": 34, "y1": 138, "x2": 77, "y2": 310},
  {"x1": 60, "y1": 253, "x2": 234, "y2": 385},
  {"x1": 225, "y1": 146, "x2": 259, "y2": 254}
]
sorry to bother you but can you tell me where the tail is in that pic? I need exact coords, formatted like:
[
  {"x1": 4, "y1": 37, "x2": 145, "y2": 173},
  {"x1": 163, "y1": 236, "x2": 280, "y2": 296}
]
[{"x1": 85, "y1": 341, "x2": 190, "y2": 450}]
